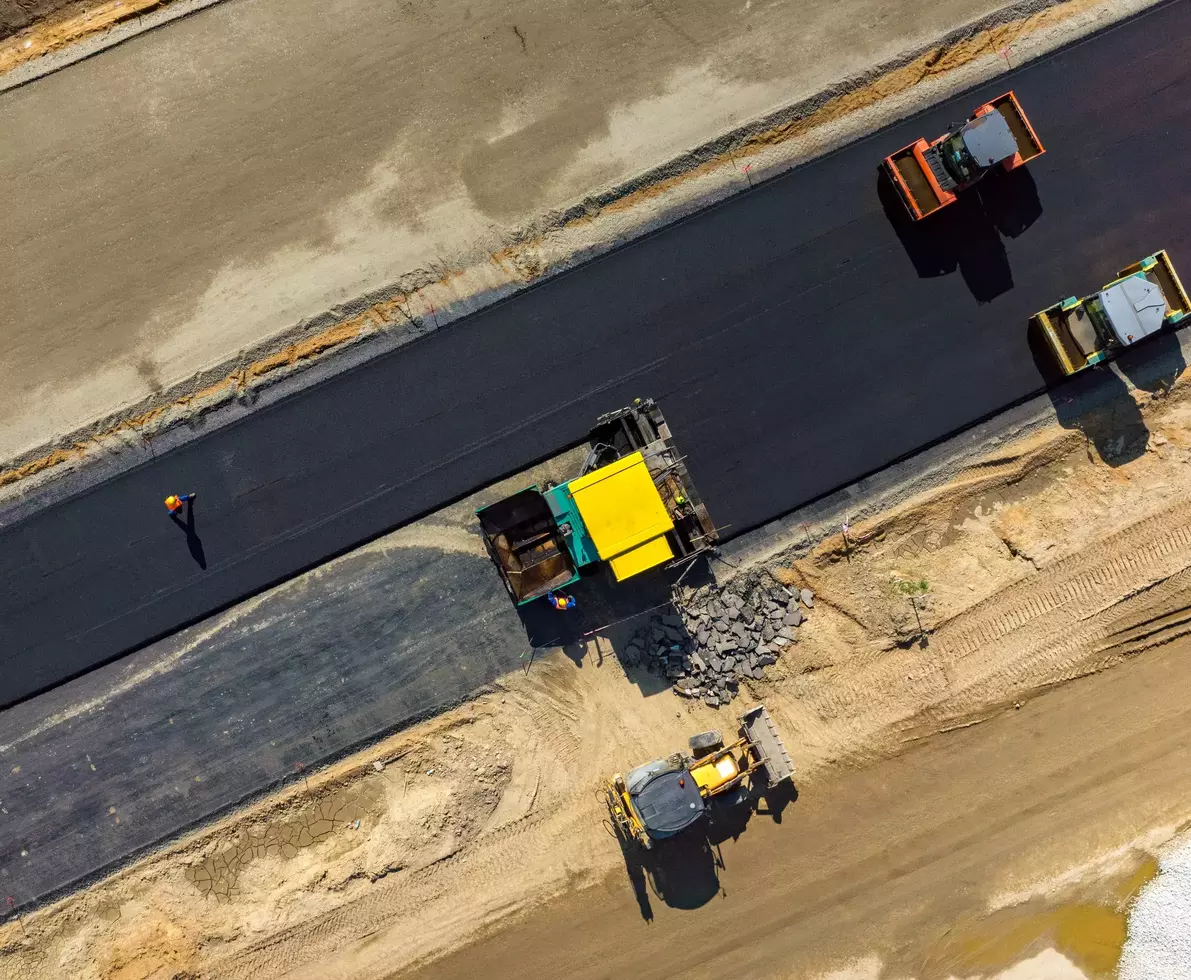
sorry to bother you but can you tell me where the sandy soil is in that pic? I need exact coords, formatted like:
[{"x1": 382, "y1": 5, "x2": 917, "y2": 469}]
[
  {"x1": 4, "y1": 349, "x2": 1191, "y2": 978},
  {"x1": 0, "y1": 0, "x2": 1158, "y2": 494}
]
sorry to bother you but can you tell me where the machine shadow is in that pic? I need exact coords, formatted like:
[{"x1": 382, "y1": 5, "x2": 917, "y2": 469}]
[
  {"x1": 1116, "y1": 328, "x2": 1187, "y2": 396},
  {"x1": 516, "y1": 557, "x2": 716, "y2": 697},
  {"x1": 877, "y1": 166, "x2": 1042, "y2": 304},
  {"x1": 612, "y1": 778, "x2": 798, "y2": 921},
  {"x1": 979, "y1": 166, "x2": 1043, "y2": 240},
  {"x1": 1028, "y1": 320, "x2": 1151, "y2": 467}
]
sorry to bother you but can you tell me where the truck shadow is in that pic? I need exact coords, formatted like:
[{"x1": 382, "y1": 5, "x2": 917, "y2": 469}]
[
  {"x1": 979, "y1": 165, "x2": 1044, "y2": 239},
  {"x1": 1027, "y1": 319, "x2": 1158, "y2": 467},
  {"x1": 878, "y1": 166, "x2": 1042, "y2": 304},
  {"x1": 613, "y1": 780, "x2": 798, "y2": 921}
]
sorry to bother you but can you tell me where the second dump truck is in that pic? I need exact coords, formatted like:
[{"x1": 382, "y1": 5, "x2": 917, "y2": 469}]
[
  {"x1": 1033, "y1": 250, "x2": 1191, "y2": 375},
  {"x1": 884, "y1": 91, "x2": 1045, "y2": 221},
  {"x1": 476, "y1": 399, "x2": 717, "y2": 605}
]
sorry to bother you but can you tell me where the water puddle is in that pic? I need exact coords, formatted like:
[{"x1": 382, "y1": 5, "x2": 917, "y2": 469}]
[{"x1": 916, "y1": 851, "x2": 1158, "y2": 979}]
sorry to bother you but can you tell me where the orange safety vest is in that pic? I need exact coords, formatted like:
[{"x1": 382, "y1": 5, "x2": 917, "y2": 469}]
[{"x1": 164, "y1": 495, "x2": 183, "y2": 513}]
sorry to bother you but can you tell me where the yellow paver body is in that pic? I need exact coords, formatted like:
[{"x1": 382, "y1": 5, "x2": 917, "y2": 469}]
[{"x1": 568, "y1": 451, "x2": 675, "y2": 581}]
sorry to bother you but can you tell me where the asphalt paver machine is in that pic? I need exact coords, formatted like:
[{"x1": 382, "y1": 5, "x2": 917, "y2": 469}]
[
  {"x1": 604, "y1": 705, "x2": 795, "y2": 849},
  {"x1": 476, "y1": 398, "x2": 718, "y2": 605}
]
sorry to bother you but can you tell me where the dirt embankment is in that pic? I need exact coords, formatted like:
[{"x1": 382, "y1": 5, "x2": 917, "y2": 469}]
[
  {"x1": 1, "y1": 1, "x2": 83, "y2": 41},
  {"x1": 0, "y1": 0, "x2": 167, "y2": 65},
  {"x1": 4, "y1": 362, "x2": 1191, "y2": 978}
]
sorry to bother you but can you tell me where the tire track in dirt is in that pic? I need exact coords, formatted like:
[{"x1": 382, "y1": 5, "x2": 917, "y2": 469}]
[
  {"x1": 786, "y1": 489, "x2": 1191, "y2": 759},
  {"x1": 211, "y1": 669, "x2": 600, "y2": 980},
  {"x1": 937, "y1": 501, "x2": 1191, "y2": 659},
  {"x1": 900, "y1": 498, "x2": 1191, "y2": 733}
]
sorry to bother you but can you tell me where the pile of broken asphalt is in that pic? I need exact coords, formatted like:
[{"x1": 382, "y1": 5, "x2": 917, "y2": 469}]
[{"x1": 621, "y1": 573, "x2": 812, "y2": 707}]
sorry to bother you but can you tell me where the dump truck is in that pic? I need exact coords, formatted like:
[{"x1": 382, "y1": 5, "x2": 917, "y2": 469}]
[
  {"x1": 604, "y1": 705, "x2": 794, "y2": 850},
  {"x1": 1034, "y1": 250, "x2": 1191, "y2": 376},
  {"x1": 884, "y1": 91, "x2": 1045, "y2": 221},
  {"x1": 476, "y1": 399, "x2": 717, "y2": 605}
]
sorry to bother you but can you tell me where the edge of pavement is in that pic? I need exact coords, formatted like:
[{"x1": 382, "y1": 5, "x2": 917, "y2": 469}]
[{"x1": 0, "y1": 0, "x2": 1166, "y2": 514}]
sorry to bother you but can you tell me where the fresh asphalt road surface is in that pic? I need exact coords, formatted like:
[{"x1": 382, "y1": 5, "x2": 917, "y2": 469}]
[
  {"x1": 3, "y1": 0, "x2": 1191, "y2": 710},
  {"x1": 0, "y1": 539, "x2": 535, "y2": 912}
]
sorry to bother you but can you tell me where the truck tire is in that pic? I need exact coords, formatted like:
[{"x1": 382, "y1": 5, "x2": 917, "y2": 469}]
[{"x1": 688, "y1": 730, "x2": 724, "y2": 757}]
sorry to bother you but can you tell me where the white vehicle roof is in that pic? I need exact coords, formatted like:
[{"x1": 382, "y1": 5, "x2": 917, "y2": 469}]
[
  {"x1": 961, "y1": 111, "x2": 1017, "y2": 166},
  {"x1": 1099, "y1": 275, "x2": 1167, "y2": 346}
]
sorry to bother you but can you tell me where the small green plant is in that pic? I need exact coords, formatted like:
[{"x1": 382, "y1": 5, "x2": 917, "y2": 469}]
[
  {"x1": 895, "y1": 577, "x2": 929, "y2": 597},
  {"x1": 894, "y1": 577, "x2": 930, "y2": 642}
]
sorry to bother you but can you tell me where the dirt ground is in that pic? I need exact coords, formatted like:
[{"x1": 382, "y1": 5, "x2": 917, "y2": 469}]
[
  {"x1": 0, "y1": 0, "x2": 1157, "y2": 493},
  {"x1": 0, "y1": 0, "x2": 78, "y2": 40},
  {"x1": 4, "y1": 352, "x2": 1191, "y2": 977}
]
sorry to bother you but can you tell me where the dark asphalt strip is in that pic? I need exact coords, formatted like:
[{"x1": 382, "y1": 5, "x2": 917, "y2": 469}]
[{"x1": 2, "y1": 0, "x2": 1190, "y2": 711}]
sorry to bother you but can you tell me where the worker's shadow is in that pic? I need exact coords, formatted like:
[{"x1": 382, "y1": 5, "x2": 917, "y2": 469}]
[
  {"x1": 878, "y1": 166, "x2": 1041, "y2": 304},
  {"x1": 170, "y1": 502, "x2": 208, "y2": 569}
]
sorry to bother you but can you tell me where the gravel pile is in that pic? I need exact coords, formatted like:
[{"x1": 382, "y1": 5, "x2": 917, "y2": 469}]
[
  {"x1": 1120, "y1": 832, "x2": 1191, "y2": 979},
  {"x1": 620, "y1": 574, "x2": 813, "y2": 707}
]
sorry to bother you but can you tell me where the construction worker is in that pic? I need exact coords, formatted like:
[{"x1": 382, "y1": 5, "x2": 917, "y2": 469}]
[
  {"x1": 547, "y1": 591, "x2": 576, "y2": 611},
  {"x1": 164, "y1": 492, "x2": 196, "y2": 515}
]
